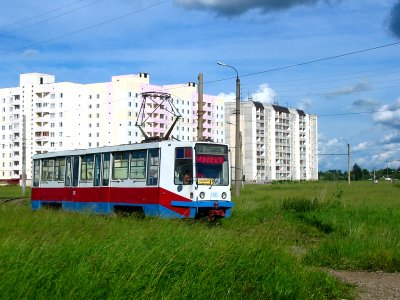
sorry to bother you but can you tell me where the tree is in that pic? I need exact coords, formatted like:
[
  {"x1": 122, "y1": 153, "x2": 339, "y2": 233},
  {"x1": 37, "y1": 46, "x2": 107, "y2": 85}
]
[
  {"x1": 362, "y1": 169, "x2": 370, "y2": 180},
  {"x1": 352, "y1": 163, "x2": 363, "y2": 181}
]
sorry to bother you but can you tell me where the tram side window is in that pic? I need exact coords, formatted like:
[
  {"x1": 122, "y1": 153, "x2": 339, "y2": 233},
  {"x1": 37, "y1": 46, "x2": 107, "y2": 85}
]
[
  {"x1": 81, "y1": 155, "x2": 94, "y2": 181},
  {"x1": 130, "y1": 150, "x2": 146, "y2": 179},
  {"x1": 102, "y1": 153, "x2": 110, "y2": 186},
  {"x1": 65, "y1": 157, "x2": 72, "y2": 186},
  {"x1": 113, "y1": 152, "x2": 129, "y2": 180},
  {"x1": 147, "y1": 149, "x2": 159, "y2": 186},
  {"x1": 33, "y1": 160, "x2": 40, "y2": 187},
  {"x1": 93, "y1": 154, "x2": 101, "y2": 186},
  {"x1": 174, "y1": 147, "x2": 193, "y2": 185},
  {"x1": 54, "y1": 157, "x2": 65, "y2": 181},
  {"x1": 41, "y1": 159, "x2": 55, "y2": 181}
]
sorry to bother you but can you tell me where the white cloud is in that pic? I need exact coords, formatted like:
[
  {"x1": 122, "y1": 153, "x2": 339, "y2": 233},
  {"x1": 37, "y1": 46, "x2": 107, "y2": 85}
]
[
  {"x1": 218, "y1": 92, "x2": 236, "y2": 103},
  {"x1": 353, "y1": 142, "x2": 368, "y2": 151},
  {"x1": 250, "y1": 83, "x2": 276, "y2": 104},
  {"x1": 373, "y1": 98, "x2": 400, "y2": 129},
  {"x1": 298, "y1": 98, "x2": 313, "y2": 110},
  {"x1": 381, "y1": 132, "x2": 400, "y2": 144},
  {"x1": 219, "y1": 82, "x2": 276, "y2": 104},
  {"x1": 22, "y1": 49, "x2": 39, "y2": 57},
  {"x1": 372, "y1": 151, "x2": 397, "y2": 165}
]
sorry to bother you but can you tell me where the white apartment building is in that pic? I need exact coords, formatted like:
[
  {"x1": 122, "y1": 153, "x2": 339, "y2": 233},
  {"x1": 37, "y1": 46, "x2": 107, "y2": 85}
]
[
  {"x1": 225, "y1": 101, "x2": 318, "y2": 182},
  {"x1": 0, "y1": 72, "x2": 225, "y2": 184}
]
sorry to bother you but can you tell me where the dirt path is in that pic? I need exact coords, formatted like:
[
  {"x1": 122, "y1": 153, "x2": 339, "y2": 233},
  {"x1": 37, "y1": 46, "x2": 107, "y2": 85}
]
[{"x1": 328, "y1": 269, "x2": 400, "y2": 299}]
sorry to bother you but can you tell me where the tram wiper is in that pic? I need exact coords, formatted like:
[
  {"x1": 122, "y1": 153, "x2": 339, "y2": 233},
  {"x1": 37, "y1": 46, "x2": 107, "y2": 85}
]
[{"x1": 209, "y1": 178, "x2": 217, "y2": 189}]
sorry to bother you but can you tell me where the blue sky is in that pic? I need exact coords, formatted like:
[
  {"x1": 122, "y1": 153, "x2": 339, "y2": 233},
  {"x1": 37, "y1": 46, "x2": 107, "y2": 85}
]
[{"x1": 1, "y1": 0, "x2": 400, "y2": 171}]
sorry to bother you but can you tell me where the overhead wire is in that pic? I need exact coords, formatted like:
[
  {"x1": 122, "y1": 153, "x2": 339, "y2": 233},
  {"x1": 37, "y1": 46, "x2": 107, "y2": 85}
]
[
  {"x1": 0, "y1": 0, "x2": 106, "y2": 36},
  {"x1": 205, "y1": 41, "x2": 400, "y2": 84},
  {"x1": 0, "y1": 0, "x2": 87, "y2": 31},
  {"x1": 0, "y1": 0, "x2": 171, "y2": 56}
]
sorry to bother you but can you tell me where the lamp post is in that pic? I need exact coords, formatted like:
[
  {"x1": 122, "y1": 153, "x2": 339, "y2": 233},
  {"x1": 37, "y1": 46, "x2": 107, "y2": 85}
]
[
  {"x1": 227, "y1": 121, "x2": 243, "y2": 190},
  {"x1": 218, "y1": 62, "x2": 241, "y2": 197},
  {"x1": 341, "y1": 139, "x2": 350, "y2": 185}
]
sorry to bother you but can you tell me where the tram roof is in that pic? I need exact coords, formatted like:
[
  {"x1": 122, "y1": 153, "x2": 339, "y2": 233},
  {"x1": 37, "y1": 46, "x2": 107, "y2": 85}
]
[{"x1": 32, "y1": 140, "x2": 227, "y2": 160}]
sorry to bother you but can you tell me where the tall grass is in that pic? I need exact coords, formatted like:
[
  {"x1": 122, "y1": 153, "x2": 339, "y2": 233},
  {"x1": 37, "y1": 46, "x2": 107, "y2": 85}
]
[
  {"x1": 0, "y1": 204, "x2": 349, "y2": 299},
  {"x1": 0, "y1": 185, "x2": 30, "y2": 199},
  {"x1": 2, "y1": 181, "x2": 398, "y2": 299}
]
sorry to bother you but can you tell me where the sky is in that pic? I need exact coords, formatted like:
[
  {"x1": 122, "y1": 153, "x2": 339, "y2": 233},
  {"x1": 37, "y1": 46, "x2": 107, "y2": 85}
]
[{"x1": 0, "y1": 0, "x2": 400, "y2": 171}]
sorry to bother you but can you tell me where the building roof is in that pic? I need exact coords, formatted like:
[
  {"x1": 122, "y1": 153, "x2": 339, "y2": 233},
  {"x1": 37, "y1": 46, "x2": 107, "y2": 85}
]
[
  {"x1": 296, "y1": 109, "x2": 306, "y2": 116},
  {"x1": 252, "y1": 101, "x2": 264, "y2": 110},
  {"x1": 272, "y1": 105, "x2": 290, "y2": 114}
]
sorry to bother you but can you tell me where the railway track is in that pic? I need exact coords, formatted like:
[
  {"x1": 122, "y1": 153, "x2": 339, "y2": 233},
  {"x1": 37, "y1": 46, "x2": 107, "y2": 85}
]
[{"x1": 0, "y1": 197, "x2": 29, "y2": 205}]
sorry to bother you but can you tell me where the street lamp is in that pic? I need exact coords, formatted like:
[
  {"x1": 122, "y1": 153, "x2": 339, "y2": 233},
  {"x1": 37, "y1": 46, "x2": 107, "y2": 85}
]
[
  {"x1": 218, "y1": 62, "x2": 241, "y2": 197},
  {"x1": 226, "y1": 121, "x2": 243, "y2": 190},
  {"x1": 340, "y1": 139, "x2": 350, "y2": 185}
]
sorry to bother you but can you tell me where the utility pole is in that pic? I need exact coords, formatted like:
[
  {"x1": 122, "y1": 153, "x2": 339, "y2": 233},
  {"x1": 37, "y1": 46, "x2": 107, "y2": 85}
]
[
  {"x1": 22, "y1": 115, "x2": 27, "y2": 195},
  {"x1": 217, "y1": 62, "x2": 241, "y2": 197},
  {"x1": 235, "y1": 73, "x2": 241, "y2": 197},
  {"x1": 347, "y1": 142, "x2": 350, "y2": 185},
  {"x1": 197, "y1": 73, "x2": 204, "y2": 140}
]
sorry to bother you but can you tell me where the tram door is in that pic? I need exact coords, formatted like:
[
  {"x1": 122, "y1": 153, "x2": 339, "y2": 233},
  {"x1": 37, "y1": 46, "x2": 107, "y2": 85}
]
[{"x1": 64, "y1": 156, "x2": 78, "y2": 206}]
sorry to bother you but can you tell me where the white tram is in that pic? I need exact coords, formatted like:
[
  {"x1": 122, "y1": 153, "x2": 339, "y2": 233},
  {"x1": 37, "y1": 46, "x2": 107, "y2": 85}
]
[{"x1": 31, "y1": 140, "x2": 233, "y2": 219}]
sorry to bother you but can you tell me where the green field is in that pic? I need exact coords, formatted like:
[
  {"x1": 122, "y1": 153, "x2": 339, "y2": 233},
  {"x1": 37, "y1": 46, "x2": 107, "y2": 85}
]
[{"x1": 1, "y1": 181, "x2": 399, "y2": 299}]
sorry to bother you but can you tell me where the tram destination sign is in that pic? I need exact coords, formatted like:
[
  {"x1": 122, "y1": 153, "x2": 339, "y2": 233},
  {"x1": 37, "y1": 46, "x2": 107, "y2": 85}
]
[{"x1": 196, "y1": 144, "x2": 227, "y2": 155}]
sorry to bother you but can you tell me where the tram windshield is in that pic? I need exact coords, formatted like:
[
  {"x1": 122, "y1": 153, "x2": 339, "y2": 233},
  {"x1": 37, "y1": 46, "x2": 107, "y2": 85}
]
[{"x1": 195, "y1": 144, "x2": 229, "y2": 186}]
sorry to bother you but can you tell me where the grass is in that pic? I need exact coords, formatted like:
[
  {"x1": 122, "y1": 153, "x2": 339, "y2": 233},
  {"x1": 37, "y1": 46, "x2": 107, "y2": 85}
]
[
  {"x1": 1, "y1": 181, "x2": 399, "y2": 299},
  {"x1": 0, "y1": 185, "x2": 30, "y2": 199}
]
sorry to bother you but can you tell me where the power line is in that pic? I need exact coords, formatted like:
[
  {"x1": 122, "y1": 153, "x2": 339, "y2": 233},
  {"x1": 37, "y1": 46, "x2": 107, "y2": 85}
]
[
  {"x1": 318, "y1": 108, "x2": 399, "y2": 117},
  {"x1": 0, "y1": 0, "x2": 87, "y2": 31},
  {"x1": 206, "y1": 41, "x2": 400, "y2": 84},
  {"x1": 241, "y1": 66, "x2": 400, "y2": 90},
  {"x1": 0, "y1": 0, "x2": 170, "y2": 56},
  {"x1": 0, "y1": 0, "x2": 105, "y2": 36}
]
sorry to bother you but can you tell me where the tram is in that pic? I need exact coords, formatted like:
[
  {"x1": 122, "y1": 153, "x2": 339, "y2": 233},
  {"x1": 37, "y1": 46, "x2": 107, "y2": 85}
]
[{"x1": 31, "y1": 140, "x2": 233, "y2": 219}]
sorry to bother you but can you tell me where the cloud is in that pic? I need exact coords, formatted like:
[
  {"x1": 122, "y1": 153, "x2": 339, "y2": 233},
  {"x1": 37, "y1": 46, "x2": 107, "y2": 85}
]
[
  {"x1": 219, "y1": 82, "x2": 276, "y2": 104},
  {"x1": 324, "y1": 83, "x2": 371, "y2": 99},
  {"x1": 373, "y1": 98, "x2": 400, "y2": 129},
  {"x1": 21, "y1": 49, "x2": 40, "y2": 57},
  {"x1": 353, "y1": 142, "x2": 368, "y2": 151},
  {"x1": 250, "y1": 83, "x2": 276, "y2": 104},
  {"x1": 388, "y1": 0, "x2": 400, "y2": 38},
  {"x1": 381, "y1": 132, "x2": 400, "y2": 144},
  {"x1": 350, "y1": 98, "x2": 380, "y2": 111},
  {"x1": 175, "y1": 0, "x2": 340, "y2": 16},
  {"x1": 371, "y1": 150, "x2": 397, "y2": 166},
  {"x1": 298, "y1": 98, "x2": 313, "y2": 110},
  {"x1": 218, "y1": 92, "x2": 236, "y2": 103}
]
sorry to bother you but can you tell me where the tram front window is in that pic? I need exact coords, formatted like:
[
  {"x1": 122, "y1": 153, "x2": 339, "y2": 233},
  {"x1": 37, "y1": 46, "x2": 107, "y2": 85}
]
[{"x1": 195, "y1": 144, "x2": 229, "y2": 186}]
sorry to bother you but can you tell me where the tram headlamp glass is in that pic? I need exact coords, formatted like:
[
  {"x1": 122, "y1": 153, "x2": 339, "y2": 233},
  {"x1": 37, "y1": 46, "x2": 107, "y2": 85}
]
[
  {"x1": 221, "y1": 192, "x2": 227, "y2": 199},
  {"x1": 199, "y1": 192, "x2": 205, "y2": 199}
]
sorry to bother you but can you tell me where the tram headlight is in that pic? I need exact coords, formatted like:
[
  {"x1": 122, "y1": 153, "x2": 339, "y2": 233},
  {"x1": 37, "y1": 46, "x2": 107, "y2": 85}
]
[
  {"x1": 199, "y1": 192, "x2": 205, "y2": 199},
  {"x1": 221, "y1": 192, "x2": 227, "y2": 199}
]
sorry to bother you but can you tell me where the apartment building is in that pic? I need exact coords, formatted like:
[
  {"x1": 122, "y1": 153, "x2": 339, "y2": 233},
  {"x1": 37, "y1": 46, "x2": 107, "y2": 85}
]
[
  {"x1": 225, "y1": 100, "x2": 318, "y2": 182},
  {"x1": 0, "y1": 72, "x2": 225, "y2": 184}
]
